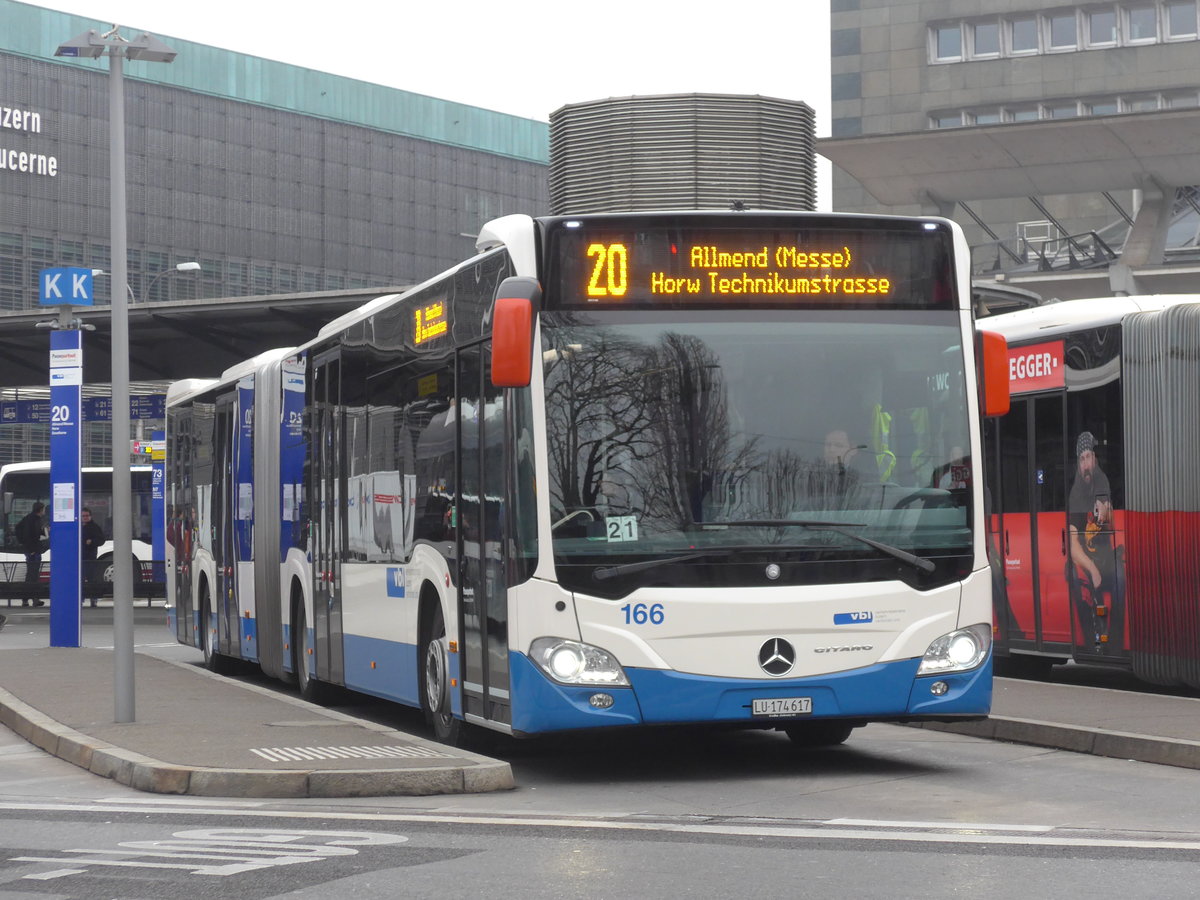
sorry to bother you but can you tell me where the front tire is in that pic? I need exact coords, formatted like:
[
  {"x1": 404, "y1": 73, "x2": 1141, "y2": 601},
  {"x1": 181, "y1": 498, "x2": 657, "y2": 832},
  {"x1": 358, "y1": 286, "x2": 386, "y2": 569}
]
[
  {"x1": 784, "y1": 721, "x2": 855, "y2": 748},
  {"x1": 420, "y1": 602, "x2": 462, "y2": 746}
]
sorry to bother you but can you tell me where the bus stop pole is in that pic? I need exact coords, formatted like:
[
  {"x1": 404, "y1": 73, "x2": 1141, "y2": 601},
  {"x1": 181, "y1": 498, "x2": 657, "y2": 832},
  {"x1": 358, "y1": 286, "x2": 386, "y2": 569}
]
[{"x1": 109, "y1": 47, "x2": 134, "y2": 724}]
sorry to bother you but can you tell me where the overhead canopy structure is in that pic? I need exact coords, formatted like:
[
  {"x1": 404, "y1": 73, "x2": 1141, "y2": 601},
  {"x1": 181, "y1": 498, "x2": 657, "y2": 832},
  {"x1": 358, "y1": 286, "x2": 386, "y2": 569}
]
[
  {"x1": 817, "y1": 108, "x2": 1200, "y2": 208},
  {"x1": 819, "y1": 108, "x2": 1200, "y2": 299},
  {"x1": 0, "y1": 287, "x2": 405, "y2": 389}
]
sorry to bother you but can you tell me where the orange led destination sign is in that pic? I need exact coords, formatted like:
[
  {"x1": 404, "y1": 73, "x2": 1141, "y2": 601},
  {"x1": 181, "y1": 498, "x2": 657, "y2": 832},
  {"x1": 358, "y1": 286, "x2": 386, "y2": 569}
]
[
  {"x1": 549, "y1": 219, "x2": 955, "y2": 310},
  {"x1": 413, "y1": 300, "x2": 449, "y2": 345},
  {"x1": 600, "y1": 242, "x2": 889, "y2": 298}
]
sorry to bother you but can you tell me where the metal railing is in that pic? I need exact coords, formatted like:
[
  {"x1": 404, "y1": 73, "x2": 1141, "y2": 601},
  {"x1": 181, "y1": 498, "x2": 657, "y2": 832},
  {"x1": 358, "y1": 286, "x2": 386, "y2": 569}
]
[
  {"x1": 972, "y1": 231, "x2": 1119, "y2": 277},
  {"x1": 0, "y1": 560, "x2": 164, "y2": 605}
]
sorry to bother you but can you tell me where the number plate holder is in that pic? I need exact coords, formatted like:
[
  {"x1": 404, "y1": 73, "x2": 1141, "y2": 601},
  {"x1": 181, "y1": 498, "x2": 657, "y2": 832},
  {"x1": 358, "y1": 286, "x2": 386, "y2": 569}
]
[{"x1": 751, "y1": 696, "x2": 813, "y2": 717}]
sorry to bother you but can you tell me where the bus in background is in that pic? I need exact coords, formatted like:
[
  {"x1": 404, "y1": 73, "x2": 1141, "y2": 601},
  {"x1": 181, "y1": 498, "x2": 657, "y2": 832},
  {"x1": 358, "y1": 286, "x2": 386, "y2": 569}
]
[
  {"x1": 983, "y1": 295, "x2": 1200, "y2": 689},
  {"x1": 0, "y1": 461, "x2": 156, "y2": 583},
  {"x1": 166, "y1": 211, "x2": 1009, "y2": 747}
]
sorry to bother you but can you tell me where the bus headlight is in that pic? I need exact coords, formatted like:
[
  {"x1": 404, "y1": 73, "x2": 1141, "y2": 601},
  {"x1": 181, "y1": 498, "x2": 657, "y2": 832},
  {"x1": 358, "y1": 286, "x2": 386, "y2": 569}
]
[
  {"x1": 917, "y1": 623, "x2": 991, "y2": 675},
  {"x1": 529, "y1": 637, "x2": 630, "y2": 687}
]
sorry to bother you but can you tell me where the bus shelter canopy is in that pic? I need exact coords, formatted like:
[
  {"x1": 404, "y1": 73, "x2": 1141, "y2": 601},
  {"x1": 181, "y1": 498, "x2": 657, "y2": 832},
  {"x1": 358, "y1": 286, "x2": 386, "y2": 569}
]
[
  {"x1": 818, "y1": 108, "x2": 1200, "y2": 207},
  {"x1": 0, "y1": 287, "x2": 406, "y2": 389}
]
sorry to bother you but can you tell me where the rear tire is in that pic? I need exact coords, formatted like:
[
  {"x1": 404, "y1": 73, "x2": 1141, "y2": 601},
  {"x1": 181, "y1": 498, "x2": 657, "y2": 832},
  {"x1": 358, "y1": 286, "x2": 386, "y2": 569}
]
[
  {"x1": 293, "y1": 600, "x2": 333, "y2": 703},
  {"x1": 199, "y1": 587, "x2": 235, "y2": 674},
  {"x1": 420, "y1": 602, "x2": 463, "y2": 746},
  {"x1": 784, "y1": 721, "x2": 855, "y2": 748}
]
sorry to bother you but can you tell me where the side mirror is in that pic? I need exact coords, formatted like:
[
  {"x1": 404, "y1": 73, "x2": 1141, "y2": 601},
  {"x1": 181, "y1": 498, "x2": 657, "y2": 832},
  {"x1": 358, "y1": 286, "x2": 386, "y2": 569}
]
[
  {"x1": 978, "y1": 330, "x2": 1010, "y2": 418},
  {"x1": 491, "y1": 276, "x2": 541, "y2": 388}
]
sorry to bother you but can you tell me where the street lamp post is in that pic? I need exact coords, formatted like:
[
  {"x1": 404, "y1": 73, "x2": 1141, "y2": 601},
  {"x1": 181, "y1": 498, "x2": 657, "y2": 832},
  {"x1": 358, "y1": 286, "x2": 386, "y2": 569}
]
[
  {"x1": 56, "y1": 25, "x2": 177, "y2": 724},
  {"x1": 93, "y1": 261, "x2": 202, "y2": 302},
  {"x1": 144, "y1": 261, "x2": 202, "y2": 301}
]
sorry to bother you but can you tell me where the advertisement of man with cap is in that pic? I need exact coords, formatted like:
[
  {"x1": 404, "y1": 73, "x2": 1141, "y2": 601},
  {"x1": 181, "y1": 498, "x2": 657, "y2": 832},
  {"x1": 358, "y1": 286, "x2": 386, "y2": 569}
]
[{"x1": 1067, "y1": 430, "x2": 1124, "y2": 650}]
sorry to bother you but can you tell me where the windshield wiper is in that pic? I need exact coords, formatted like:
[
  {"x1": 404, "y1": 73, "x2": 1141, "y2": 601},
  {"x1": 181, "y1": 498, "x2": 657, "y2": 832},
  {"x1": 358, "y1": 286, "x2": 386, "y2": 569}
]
[
  {"x1": 704, "y1": 519, "x2": 936, "y2": 574},
  {"x1": 593, "y1": 550, "x2": 733, "y2": 581}
]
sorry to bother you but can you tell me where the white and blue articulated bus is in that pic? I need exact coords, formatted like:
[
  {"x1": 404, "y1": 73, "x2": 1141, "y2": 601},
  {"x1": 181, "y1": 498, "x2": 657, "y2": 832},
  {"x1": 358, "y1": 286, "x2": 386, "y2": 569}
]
[{"x1": 165, "y1": 211, "x2": 1009, "y2": 746}]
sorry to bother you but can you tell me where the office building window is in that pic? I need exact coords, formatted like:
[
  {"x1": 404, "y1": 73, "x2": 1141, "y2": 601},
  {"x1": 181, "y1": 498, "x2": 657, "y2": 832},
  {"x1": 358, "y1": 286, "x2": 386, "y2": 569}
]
[
  {"x1": 931, "y1": 112, "x2": 964, "y2": 128},
  {"x1": 0, "y1": 257, "x2": 22, "y2": 286},
  {"x1": 1125, "y1": 94, "x2": 1161, "y2": 110},
  {"x1": 1048, "y1": 12, "x2": 1080, "y2": 49},
  {"x1": 1089, "y1": 8, "x2": 1119, "y2": 44},
  {"x1": 29, "y1": 237, "x2": 53, "y2": 262},
  {"x1": 59, "y1": 241, "x2": 84, "y2": 265},
  {"x1": 968, "y1": 110, "x2": 1000, "y2": 125},
  {"x1": 252, "y1": 265, "x2": 274, "y2": 293},
  {"x1": 1167, "y1": 0, "x2": 1198, "y2": 36},
  {"x1": 934, "y1": 24, "x2": 963, "y2": 60},
  {"x1": 1127, "y1": 4, "x2": 1159, "y2": 40},
  {"x1": 929, "y1": 89, "x2": 1199, "y2": 129},
  {"x1": 932, "y1": 3, "x2": 1200, "y2": 63},
  {"x1": 1010, "y1": 16, "x2": 1040, "y2": 52},
  {"x1": 972, "y1": 21, "x2": 1001, "y2": 55},
  {"x1": 1046, "y1": 102, "x2": 1081, "y2": 118}
]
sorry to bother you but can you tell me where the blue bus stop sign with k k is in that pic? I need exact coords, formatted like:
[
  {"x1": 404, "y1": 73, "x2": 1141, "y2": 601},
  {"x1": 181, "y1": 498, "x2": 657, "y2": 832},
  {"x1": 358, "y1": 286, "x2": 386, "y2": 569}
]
[{"x1": 39, "y1": 267, "x2": 94, "y2": 306}]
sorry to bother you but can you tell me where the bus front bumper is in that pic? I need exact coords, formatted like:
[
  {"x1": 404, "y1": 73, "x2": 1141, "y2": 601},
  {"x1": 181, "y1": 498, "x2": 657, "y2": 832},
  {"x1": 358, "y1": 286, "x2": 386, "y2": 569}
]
[{"x1": 508, "y1": 651, "x2": 992, "y2": 736}]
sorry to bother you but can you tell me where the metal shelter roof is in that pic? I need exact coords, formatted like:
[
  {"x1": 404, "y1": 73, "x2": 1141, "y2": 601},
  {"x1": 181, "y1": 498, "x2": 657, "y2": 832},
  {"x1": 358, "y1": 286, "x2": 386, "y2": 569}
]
[
  {"x1": 817, "y1": 108, "x2": 1200, "y2": 208},
  {"x1": 0, "y1": 287, "x2": 403, "y2": 389}
]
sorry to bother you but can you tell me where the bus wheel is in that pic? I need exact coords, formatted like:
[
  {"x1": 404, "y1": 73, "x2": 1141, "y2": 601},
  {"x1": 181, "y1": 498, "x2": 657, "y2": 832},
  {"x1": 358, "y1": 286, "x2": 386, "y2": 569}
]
[
  {"x1": 292, "y1": 602, "x2": 332, "y2": 703},
  {"x1": 199, "y1": 588, "x2": 227, "y2": 673},
  {"x1": 784, "y1": 721, "x2": 855, "y2": 748},
  {"x1": 420, "y1": 603, "x2": 462, "y2": 746},
  {"x1": 100, "y1": 554, "x2": 143, "y2": 588}
]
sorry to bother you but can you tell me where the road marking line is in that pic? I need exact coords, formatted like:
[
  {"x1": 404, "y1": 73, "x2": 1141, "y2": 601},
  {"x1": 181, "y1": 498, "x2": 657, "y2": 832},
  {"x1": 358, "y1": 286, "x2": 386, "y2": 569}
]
[
  {"x1": 250, "y1": 745, "x2": 456, "y2": 762},
  {"x1": 2, "y1": 800, "x2": 1198, "y2": 851},
  {"x1": 22, "y1": 868, "x2": 86, "y2": 880},
  {"x1": 825, "y1": 817, "x2": 1054, "y2": 833}
]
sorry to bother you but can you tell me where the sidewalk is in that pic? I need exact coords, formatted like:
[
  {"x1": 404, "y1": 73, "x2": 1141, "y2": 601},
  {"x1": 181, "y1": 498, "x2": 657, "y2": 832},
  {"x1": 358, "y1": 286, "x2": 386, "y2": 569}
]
[
  {"x1": 0, "y1": 646, "x2": 513, "y2": 798},
  {"x1": 4, "y1": 642, "x2": 1200, "y2": 799},
  {"x1": 919, "y1": 675, "x2": 1200, "y2": 770}
]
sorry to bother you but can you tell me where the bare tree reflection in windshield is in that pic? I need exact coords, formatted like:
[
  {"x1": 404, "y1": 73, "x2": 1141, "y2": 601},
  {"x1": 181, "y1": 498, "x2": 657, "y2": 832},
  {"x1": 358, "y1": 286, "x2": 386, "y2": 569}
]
[{"x1": 637, "y1": 333, "x2": 758, "y2": 530}]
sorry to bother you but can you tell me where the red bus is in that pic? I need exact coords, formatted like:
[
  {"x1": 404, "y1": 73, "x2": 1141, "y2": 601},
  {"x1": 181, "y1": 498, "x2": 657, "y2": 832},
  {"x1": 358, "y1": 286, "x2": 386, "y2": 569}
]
[{"x1": 982, "y1": 294, "x2": 1200, "y2": 687}]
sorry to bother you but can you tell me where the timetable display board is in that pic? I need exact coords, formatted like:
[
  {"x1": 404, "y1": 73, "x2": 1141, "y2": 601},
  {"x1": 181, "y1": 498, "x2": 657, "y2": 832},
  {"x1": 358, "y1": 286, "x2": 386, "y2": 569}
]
[{"x1": 543, "y1": 214, "x2": 958, "y2": 310}]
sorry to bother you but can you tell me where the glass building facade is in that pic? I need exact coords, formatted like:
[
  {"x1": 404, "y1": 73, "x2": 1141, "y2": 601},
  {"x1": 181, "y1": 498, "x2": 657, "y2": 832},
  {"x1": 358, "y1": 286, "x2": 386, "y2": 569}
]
[{"x1": 0, "y1": 0, "x2": 550, "y2": 463}]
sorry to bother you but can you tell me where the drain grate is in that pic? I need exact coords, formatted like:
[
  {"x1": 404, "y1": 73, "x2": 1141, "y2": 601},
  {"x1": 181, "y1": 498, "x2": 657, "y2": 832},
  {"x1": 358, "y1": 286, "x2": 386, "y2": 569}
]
[{"x1": 249, "y1": 744, "x2": 457, "y2": 762}]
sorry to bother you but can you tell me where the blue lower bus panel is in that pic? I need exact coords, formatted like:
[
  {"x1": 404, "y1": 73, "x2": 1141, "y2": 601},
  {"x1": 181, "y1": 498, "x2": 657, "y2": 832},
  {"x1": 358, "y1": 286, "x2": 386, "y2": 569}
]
[{"x1": 508, "y1": 652, "x2": 992, "y2": 735}]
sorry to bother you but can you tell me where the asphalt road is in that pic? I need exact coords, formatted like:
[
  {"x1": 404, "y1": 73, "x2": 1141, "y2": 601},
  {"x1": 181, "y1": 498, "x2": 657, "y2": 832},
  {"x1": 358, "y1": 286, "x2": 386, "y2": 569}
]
[{"x1": 3, "y1": 604, "x2": 1200, "y2": 898}]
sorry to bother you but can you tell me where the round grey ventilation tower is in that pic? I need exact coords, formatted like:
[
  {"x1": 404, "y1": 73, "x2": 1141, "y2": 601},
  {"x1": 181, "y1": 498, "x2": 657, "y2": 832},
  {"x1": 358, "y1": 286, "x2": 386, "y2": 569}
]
[{"x1": 549, "y1": 93, "x2": 816, "y2": 215}]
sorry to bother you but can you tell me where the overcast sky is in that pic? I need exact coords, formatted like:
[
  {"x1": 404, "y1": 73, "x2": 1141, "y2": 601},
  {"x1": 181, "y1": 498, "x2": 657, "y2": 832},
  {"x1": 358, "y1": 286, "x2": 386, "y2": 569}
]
[{"x1": 43, "y1": 0, "x2": 833, "y2": 205}]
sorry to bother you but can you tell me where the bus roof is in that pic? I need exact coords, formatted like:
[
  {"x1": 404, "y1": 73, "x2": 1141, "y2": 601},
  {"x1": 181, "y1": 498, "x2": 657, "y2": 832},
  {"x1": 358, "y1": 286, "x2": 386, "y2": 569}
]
[
  {"x1": 0, "y1": 462, "x2": 152, "y2": 476},
  {"x1": 979, "y1": 294, "x2": 1200, "y2": 343},
  {"x1": 315, "y1": 293, "x2": 403, "y2": 343},
  {"x1": 218, "y1": 346, "x2": 299, "y2": 384},
  {"x1": 166, "y1": 378, "x2": 220, "y2": 405}
]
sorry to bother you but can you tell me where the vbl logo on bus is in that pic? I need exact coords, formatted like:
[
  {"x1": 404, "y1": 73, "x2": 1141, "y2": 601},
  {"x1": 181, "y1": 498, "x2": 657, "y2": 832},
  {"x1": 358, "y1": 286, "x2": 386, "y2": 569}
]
[{"x1": 833, "y1": 611, "x2": 873, "y2": 625}]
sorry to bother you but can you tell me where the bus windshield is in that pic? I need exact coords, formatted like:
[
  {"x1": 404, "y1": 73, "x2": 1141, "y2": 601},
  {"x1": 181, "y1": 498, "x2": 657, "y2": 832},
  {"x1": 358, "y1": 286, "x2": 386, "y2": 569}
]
[{"x1": 542, "y1": 312, "x2": 973, "y2": 593}]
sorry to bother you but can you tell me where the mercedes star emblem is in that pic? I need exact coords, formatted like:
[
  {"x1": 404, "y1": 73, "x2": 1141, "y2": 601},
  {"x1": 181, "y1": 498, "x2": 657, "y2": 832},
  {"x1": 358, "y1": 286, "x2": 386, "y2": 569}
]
[{"x1": 758, "y1": 638, "x2": 796, "y2": 676}]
